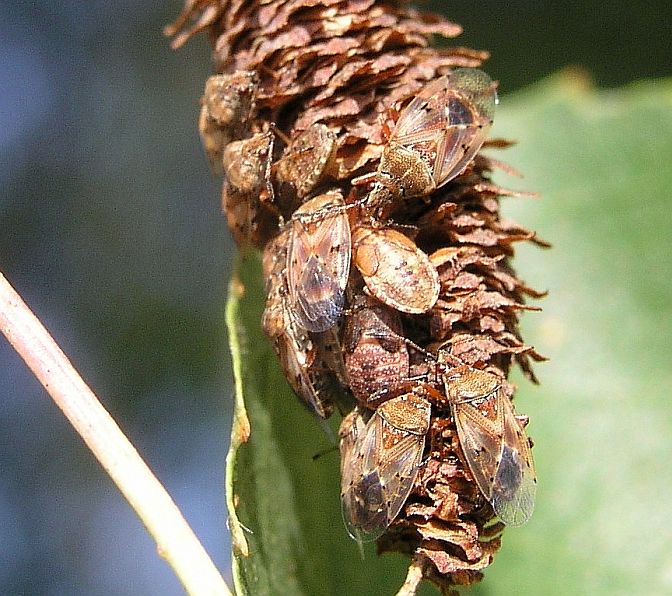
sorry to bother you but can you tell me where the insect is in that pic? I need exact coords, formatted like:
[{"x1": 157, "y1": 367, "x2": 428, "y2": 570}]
[
  {"x1": 275, "y1": 123, "x2": 338, "y2": 207},
  {"x1": 439, "y1": 353, "x2": 536, "y2": 526},
  {"x1": 343, "y1": 294, "x2": 410, "y2": 408},
  {"x1": 351, "y1": 225, "x2": 440, "y2": 314},
  {"x1": 339, "y1": 390, "x2": 432, "y2": 541},
  {"x1": 274, "y1": 310, "x2": 338, "y2": 420},
  {"x1": 360, "y1": 68, "x2": 497, "y2": 208},
  {"x1": 261, "y1": 230, "x2": 336, "y2": 419},
  {"x1": 221, "y1": 131, "x2": 275, "y2": 247},
  {"x1": 287, "y1": 191, "x2": 351, "y2": 333},
  {"x1": 199, "y1": 70, "x2": 257, "y2": 175}
]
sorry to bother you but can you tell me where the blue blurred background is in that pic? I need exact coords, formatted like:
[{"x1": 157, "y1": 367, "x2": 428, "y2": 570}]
[{"x1": 0, "y1": 1, "x2": 669, "y2": 593}]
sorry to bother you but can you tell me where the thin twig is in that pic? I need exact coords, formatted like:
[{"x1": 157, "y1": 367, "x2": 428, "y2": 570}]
[
  {"x1": 0, "y1": 271, "x2": 232, "y2": 596},
  {"x1": 396, "y1": 554, "x2": 425, "y2": 596}
]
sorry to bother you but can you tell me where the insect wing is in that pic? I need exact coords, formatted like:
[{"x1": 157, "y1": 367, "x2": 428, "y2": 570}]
[
  {"x1": 434, "y1": 68, "x2": 496, "y2": 186},
  {"x1": 448, "y1": 367, "x2": 536, "y2": 526},
  {"x1": 262, "y1": 231, "x2": 335, "y2": 419},
  {"x1": 352, "y1": 226, "x2": 439, "y2": 314},
  {"x1": 340, "y1": 394, "x2": 431, "y2": 541},
  {"x1": 314, "y1": 326, "x2": 349, "y2": 390},
  {"x1": 261, "y1": 231, "x2": 289, "y2": 339},
  {"x1": 277, "y1": 311, "x2": 336, "y2": 419},
  {"x1": 390, "y1": 69, "x2": 496, "y2": 190},
  {"x1": 391, "y1": 78, "x2": 451, "y2": 140},
  {"x1": 288, "y1": 193, "x2": 351, "y2": 332},
  {"x1": 489, "y1": 393, "x2": 536, "y2": 526}
]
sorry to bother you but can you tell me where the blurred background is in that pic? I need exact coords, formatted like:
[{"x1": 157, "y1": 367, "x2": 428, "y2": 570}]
[{"x1": 0, "y1": 1, "x2": 670, "y2": 594}]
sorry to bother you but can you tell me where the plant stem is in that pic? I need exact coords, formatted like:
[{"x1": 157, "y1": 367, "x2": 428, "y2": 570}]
[
  {"x1": 0, "y1": 271, "x2": 232, "y2": 596},
  {"x1": 395, "y1": 554, "x2": 425, "y2": 596}
]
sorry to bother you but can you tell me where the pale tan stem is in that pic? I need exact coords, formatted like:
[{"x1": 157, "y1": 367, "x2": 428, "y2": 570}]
[
  {"x1": 395, "y1": 554, "x2": 425, "y2": 596},
  {"x1": 0, "y1": 271, "x2": 232, "y2": 596}
]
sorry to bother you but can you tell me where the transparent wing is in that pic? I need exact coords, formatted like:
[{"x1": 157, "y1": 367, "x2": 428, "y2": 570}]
[
  {"x1": 433, "y1": 114, "x2": 491, "y2": 187},
  {"x1": 433, "y1": 68, "x2": 496, "y2": 186},
  {"x1": 277, "y1": 308, "x2": 337, "y2": 419},
  {"x1": 340, "y1": 395, "x2": 430, "y2": 541},
  {"x1": 287, "y1": 193, "x2": 351, "y2": 332},
  {"x1": 452, "y1": 383, "x2": 536, "y2": 526},
  {"x1": 489, "y1": 395, "x2": 537, "y2": 526},
  {"x1": 390, "y1": 69, "x2": 496, "y2": 190},
  {"x1": 294, "y1": 253, "x2": 345, "y2": 332},
  {"x1": 452, "y1": 400, "x2": 501, "y2": 501},
  {"x1": 392, "y1": 77, "x2": 452, "y2": 139}
]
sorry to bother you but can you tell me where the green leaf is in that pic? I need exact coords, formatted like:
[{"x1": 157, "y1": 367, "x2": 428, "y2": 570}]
[
  {"x1": 226, "y1": 72, "x2": 672, "y2": 595},
  {"x1": 474, "y1": 71, "x2": 672, "y2": 596},
  {"x1": 225, "y1": 254, "x2": 408, "y2": 596}
]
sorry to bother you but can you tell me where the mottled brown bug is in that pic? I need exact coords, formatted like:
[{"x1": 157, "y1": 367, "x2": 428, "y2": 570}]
[
  {"x1": 343, "y1": 294, "x2": 410, "y2": 408},
  {"x1": 275, "y1": 123, "x2": 338, "y2": 208},
  {"x1": 339, "y1": 390, "x2": 432, "y2": 541},
  {"x1": 287, "y1": 191, "x2": 351, "y2": 333},
  {"x1": 438, "y1": 353, "x2": 536, "y2": 526},
  {"x1": 221, "y1": 131, "x2": 275, "y2": 247},
  {"x1": 261, "y1": 230, "x2": 337, "y2": 419},
  {"x1": 275, "y1": 311, "x2": 339, "y2": 420},
  {"x1": 357, "y1": 68, "x2": 497, "y2": 208},
  {"x1": 198, "y1": 70, "x2": 257, "y2": 175},
  {"x1": 351, "y1": 225, "x2": 440, "y2": 314}
]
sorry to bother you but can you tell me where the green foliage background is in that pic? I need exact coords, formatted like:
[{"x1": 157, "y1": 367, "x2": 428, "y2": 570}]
[{"x1": 226, "y1": 74, "x2": 672, "y2": 595}]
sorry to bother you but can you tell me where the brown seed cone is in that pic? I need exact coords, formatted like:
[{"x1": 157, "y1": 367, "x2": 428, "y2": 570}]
[
  {"x1": 169, "y1": 1, "x2": 546, "y2": 594},
  {"x1": 169, "y1": 0, "x2": 486, "y2": 186}
]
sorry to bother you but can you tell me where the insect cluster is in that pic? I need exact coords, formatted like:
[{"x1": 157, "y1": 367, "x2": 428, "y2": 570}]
[
  {"x1": 170, "y1": 0, "x2": 546, "y2": 591},
  {"x1": 203, "y1": 63, "x2": 540, "y2": 568}
]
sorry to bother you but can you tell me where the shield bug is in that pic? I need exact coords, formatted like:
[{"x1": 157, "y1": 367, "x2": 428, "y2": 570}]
[
  {"x1": 343, "y1": 294, "x2": 410, "y2": 408},
  {"x1": 314, "y1": 326, "x2": 349, "y2": 392},
  {"x1": 287, "y1": 191, "x2": 351, "y2": 333},
  {"x1": 262, "y1": 231, "x2": 336, "y2": 419},
  {"x1": 221, "y1": 131, "x2": 276, "y2": 247},
  {"x1": 261, "y1": 230, "x2": 291, "y2": 340},
  {"x1": 362, "y1": 68, "x2": 497, "y2": 208},
  {"x1": 339, "y1": 390, "x2": 432, "y2": 541},
  {"x1": 199, "y1": 71, "x2": 257, "y2": 175},
  {"x1": 351, "y1": 225, "x2": 440, "y2": 314},
  {"x1": 275, "y1": 310, "x2": 338, "y2": 420},
  {"x1": 439, "y1": 355, "x2": 536, "y2": 526},
  {"x1": 275, "y1": 123, "x2": 338, "y2": 207}
]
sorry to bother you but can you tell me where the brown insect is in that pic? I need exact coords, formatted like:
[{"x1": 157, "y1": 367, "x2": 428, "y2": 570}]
[
  {"x1": 439, "y1": 353, "x2": 536, "y2": 526},
  {"x1": 339, "y1": 390, "x2": 432, "y2": 541},
  {"x1": 287, "y1": 191, "x2": 351, "y2": 333},
  {"x1": 275, "y1": 123, "x2": 337, "y2": 207},
  {"x1": 359, "y1": 68, "x2": 497, "y2": 208},
  {"x1": 343, "y1": 294, "x2": 410, "y2": 408},
  {"x1": 221, "y1": 131, "x2": 275, "y2": 247},
  {"x1": 261, "y1": 230, "x2": 336, "y2": 419},
  {"x1": 262, "y1": 230, "x2": 299, "y2": 343},
  {"x1": 275, "y1": 311, "x2": 338, "y2": 420},
  {"x1": 198, "y1": 70, "x2": 257, "y2": 175},
  {"x1": 351, "y1": 225, "x2": 440, "y2": 314}
]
